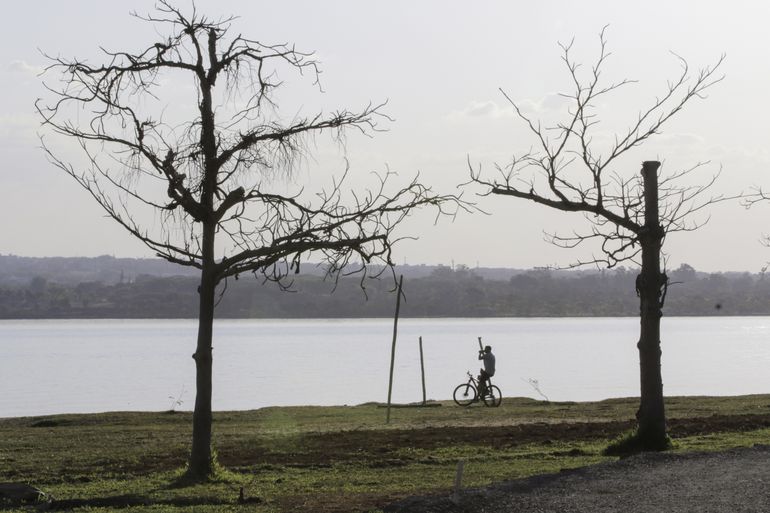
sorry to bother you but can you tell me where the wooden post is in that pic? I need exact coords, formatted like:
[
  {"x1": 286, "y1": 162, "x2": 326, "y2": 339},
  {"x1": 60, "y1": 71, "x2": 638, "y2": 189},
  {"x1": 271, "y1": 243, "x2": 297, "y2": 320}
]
[
  {"x1": 386, "y1": 275, "x2": 404, "y2": 424},
  {"x1": 418, "y1": 336, "x2": 427, "y2": 405}
]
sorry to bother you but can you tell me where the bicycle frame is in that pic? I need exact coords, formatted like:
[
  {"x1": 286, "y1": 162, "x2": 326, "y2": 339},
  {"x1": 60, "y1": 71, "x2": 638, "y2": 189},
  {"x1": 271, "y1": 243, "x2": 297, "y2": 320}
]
[
  {"x1": 454, "y1": 371, "x2": 501, "y2": 407},
  {"x1": 468, "y1": 370, "x2": 493, "y2": 388}
]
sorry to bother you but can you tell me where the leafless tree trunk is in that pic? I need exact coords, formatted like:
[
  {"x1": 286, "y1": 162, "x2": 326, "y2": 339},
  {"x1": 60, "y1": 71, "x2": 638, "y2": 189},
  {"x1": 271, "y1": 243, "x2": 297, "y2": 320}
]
[
  {"x1": 191, "y1": 238, "x2": 216, "y2": 477},
  {"x1": 636, "y1": 161, "x2": 666, "y2": 445},
  {"x1": 37, "y1": 2, "x2": 465, "y2": 479}
]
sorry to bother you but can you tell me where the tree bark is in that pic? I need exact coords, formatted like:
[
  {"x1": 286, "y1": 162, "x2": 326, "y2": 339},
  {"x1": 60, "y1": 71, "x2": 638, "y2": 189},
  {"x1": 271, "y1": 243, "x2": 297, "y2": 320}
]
[
  {"x1": 188, "y1": 222, "x2": 216, "y2": 478},
  {"x1": 636, "y1": 160, "x2": 667, "y2": 447},
  {"x1": 187, "y1": 68, "x2": 219, "y2": 479}
]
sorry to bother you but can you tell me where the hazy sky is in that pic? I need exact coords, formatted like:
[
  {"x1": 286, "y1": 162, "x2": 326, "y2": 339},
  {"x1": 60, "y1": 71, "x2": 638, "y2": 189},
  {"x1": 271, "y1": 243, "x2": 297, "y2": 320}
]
[{"x1": 2, "y1": 1, "x2": 770, "y2": 271}]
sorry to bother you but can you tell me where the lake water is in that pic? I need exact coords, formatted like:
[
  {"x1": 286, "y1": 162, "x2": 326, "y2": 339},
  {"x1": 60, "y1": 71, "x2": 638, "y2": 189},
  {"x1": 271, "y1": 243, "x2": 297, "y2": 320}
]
[{"x1": 2, "y1": 317, "x2": 770, "y2": 418}]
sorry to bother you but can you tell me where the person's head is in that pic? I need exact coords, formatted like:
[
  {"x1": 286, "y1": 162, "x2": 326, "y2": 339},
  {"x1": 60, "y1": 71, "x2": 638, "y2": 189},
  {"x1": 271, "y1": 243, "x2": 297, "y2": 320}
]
[{"x1": 484, "y1": 345, "x2": 492, "y2": 353}]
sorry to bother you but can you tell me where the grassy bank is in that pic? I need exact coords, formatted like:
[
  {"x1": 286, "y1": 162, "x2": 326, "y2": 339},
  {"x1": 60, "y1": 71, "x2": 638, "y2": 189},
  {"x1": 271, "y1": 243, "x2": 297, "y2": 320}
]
[{"x1": 2, "y1": 395, "x2": 770, "y2": 512}]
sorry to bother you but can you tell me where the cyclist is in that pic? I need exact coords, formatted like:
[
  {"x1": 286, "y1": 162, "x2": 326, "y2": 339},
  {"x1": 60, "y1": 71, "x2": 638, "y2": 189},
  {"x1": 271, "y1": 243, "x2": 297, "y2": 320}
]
[{"x1": 477, "y1": 345, "x2": 496, "y2": 396}]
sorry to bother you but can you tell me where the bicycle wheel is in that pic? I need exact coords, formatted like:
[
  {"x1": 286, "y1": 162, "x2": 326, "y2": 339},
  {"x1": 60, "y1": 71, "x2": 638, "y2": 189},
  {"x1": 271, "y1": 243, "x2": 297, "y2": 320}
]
[
  {"x1": 483, "y1": 385, "x2": 502, "y2": 407},
  {"x1": 453, "y1": 383, "x2": 477, "y2": 406}
]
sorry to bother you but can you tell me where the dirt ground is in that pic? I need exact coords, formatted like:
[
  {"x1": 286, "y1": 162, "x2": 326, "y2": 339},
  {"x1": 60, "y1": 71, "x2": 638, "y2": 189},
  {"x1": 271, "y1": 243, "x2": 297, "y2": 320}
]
[{"x1": 218, "y1": 413, "x2": 770, "y2": 468}]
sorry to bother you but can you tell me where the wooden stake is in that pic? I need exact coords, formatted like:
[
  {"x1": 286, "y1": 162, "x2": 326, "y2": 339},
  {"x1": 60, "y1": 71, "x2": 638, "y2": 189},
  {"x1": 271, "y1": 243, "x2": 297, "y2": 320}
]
[
  {"x1": 419, "y1": 336, "x2": 426, "y2": 405},
  {"x1": 386, "y1": 275, "x2": 404, "y2": 424}
]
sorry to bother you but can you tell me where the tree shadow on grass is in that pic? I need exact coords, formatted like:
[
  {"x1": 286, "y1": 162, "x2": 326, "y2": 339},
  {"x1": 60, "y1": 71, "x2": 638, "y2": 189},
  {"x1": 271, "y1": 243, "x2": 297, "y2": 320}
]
[{"x1": 46, "y1": 493, "x2": 261, "y2": 510}]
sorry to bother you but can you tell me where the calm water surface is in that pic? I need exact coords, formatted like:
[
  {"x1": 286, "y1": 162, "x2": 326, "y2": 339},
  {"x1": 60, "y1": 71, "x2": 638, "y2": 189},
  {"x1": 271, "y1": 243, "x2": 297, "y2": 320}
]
[{"x1": 1, "y1": 317, "x2": 769, "y2": 418}]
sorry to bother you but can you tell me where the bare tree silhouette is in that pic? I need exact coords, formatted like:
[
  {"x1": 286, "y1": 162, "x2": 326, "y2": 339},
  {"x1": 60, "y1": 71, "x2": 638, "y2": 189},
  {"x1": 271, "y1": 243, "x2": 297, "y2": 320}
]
[
  {"x1": 38, "y1": 2, "x2": 463, "y2": 479},
  {"x1": 743, "y1": 192, "x2": 770, "y2": 258},
  {"x1": 470, "y1": 29, "x2": 726, "y2": 451}
]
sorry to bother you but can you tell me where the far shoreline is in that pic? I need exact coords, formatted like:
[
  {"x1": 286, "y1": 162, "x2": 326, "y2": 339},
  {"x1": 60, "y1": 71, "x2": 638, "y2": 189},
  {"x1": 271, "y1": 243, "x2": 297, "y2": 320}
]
[{"x1": 1, "y1": 313, "x2": 767, "y2": 321}]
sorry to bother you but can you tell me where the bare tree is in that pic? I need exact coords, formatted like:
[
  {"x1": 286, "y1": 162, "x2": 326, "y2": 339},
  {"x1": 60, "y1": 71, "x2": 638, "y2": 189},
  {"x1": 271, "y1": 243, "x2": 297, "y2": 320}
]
[
  {"x1": 742, "y1": 193, "x2": 770, "y2": 256},
  {"x1": 470, "y1": 29, "x2": 725, "y2": 451},
  {"x1": 38, "y1": 2, "x2": 462, "y2": 479}
]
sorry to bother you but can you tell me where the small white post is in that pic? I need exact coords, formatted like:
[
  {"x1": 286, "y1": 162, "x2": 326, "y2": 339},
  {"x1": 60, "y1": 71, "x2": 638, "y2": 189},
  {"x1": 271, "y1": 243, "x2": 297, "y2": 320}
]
[{"x1": 453, "y1": 459, "x2": 465, "y2": 502}]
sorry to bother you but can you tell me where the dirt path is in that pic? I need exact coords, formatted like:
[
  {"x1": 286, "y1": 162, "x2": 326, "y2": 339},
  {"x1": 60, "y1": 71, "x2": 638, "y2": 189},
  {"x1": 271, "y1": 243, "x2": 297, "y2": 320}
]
[{"x1": 384, "y1": 445, "x2": 770, "y2": 513}]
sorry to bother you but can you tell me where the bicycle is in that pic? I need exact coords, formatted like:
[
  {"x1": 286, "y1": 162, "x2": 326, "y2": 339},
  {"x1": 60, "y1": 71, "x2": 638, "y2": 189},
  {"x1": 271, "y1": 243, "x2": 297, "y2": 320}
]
[{"x1": 453, "y1": 371, "x2": 502, "y2": 407}]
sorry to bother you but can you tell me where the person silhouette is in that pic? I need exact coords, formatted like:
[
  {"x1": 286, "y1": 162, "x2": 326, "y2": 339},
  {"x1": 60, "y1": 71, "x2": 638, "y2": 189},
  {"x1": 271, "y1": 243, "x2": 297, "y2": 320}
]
[{"x1": 477, "y1": 345, "x2": 496, "y2": 395}]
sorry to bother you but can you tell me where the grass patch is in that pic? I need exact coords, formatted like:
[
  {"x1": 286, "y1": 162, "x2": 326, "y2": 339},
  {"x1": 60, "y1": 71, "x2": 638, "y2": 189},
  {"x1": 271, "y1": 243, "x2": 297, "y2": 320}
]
[
  {"x1": 603, "y1": 429, "x2": 673, "y2": 456},
  {"x1": 2, "y1": 395, "x2": 770, "y2": 512}
]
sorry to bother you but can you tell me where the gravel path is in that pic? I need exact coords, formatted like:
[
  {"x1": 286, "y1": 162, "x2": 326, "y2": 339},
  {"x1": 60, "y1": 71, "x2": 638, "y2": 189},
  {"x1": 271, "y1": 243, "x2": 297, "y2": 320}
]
[{"x1": 384, "y1": 445, "x2": 770, "y2": 513}]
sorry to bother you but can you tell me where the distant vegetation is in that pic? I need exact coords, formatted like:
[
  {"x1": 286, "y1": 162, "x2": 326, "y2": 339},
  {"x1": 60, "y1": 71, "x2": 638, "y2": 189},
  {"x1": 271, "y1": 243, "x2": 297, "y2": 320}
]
[{"x1": 0, "y1": 256, "x2": 767, "y2": 319}]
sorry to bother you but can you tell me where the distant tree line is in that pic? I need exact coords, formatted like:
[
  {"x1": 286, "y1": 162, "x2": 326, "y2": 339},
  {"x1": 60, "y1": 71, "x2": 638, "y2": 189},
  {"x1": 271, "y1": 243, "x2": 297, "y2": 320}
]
[
  {"x1": 1, "y1": 262, "x2": 768, "y2": 319},
  {"x1": 0, "y1": 254, "x2": 199, "y2": 287}
]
